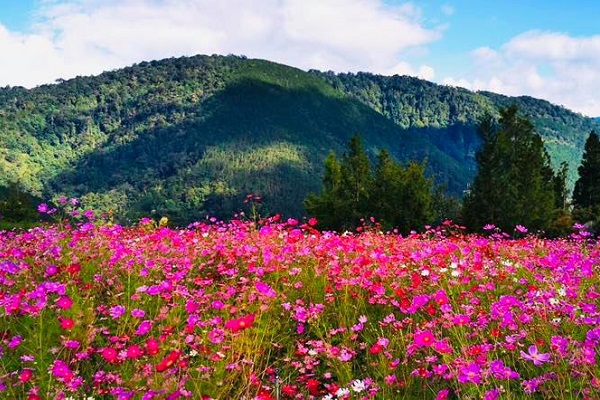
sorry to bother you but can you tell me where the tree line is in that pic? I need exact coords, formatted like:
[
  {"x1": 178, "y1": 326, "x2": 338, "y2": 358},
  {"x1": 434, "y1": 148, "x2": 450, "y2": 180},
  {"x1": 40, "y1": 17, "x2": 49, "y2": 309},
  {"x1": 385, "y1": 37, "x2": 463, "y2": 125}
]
[{"x1": 305, "y1": 105, "x2": 600, "y2": 235}]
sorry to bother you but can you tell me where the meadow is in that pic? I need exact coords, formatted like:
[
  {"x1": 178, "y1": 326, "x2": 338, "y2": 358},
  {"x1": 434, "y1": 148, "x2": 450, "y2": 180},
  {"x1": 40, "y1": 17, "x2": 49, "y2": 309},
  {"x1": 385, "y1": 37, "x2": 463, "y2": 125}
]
[{"x1": 1, "y1": 203, "x2": 599, "y2": 399}]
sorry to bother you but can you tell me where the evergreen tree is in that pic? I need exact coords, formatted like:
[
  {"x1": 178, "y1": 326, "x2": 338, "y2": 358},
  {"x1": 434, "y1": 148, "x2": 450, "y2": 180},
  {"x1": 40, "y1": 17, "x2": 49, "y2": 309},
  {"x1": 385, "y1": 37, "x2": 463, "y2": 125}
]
[
  {"x1": 573, "y1": 131, "x2": 600, "y2": 208},
  {"x1": 339, "y1": 135, "x2": 372, "y2": 226},
  {"x1": 307, "y1": 135, "x2": 436, "y2": 232},
  {"x1": 462, "y1": 105, "x2": 558, "y2": 232},
  {"x1": 399, "y1": 161, "x2": 434, "y2": 233},
  {"x1": 371, "y1": 149, "x2": 403, "y2": 227},
  {"x1": 304, "y1": 151, "x2": 346, "y2": 230}
]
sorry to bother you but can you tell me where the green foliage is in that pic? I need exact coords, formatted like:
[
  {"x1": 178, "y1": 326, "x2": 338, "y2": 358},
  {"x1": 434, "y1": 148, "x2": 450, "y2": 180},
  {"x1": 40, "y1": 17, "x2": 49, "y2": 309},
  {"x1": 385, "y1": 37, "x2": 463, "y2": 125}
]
[
  {"x1": 305, "y1": 135, "x2": 435, "y2": 233},
  {"x1": 573, "y1": 131, "x2": 600, "y2": 209},
  {"x1": 572, "y1": 131, "x2": 600, "y2": 232},
  {"x1": 462, "y1": 105, "x2": 562, "y2": 232},
  {"x1": 0, "y1": 54, "x2": 597, "y2": 225},
  {"x1": 0, "y1": 181, "x2": 41, "y2": 225}
]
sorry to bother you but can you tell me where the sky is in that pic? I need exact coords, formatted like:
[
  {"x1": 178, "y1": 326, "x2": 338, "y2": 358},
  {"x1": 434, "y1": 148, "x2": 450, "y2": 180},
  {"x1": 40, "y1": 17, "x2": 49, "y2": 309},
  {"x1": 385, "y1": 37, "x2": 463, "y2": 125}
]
[{"x1": 1, "y1": 0, "x2": 600, "y2": 116}]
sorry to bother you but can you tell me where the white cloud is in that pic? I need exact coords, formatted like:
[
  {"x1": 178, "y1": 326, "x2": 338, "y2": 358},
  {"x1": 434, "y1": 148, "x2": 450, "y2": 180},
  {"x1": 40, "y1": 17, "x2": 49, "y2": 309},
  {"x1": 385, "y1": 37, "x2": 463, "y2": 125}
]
[
  {"x1": 0, "y1": 0, "x2": 441, "y2": 88},
  {"x1": 443, "y1": 30, "x2": 600, "y2": 116},
  {"x1": 387, "y1": 61, "x2": 435, "y2": 80}
]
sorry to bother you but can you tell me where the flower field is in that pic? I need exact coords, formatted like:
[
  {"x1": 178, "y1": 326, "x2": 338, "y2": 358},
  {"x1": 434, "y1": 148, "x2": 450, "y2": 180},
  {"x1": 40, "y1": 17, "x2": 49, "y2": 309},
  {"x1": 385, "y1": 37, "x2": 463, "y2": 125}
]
[{"x1": 1, "y1": 215, "x2": 600, "y2": 399}]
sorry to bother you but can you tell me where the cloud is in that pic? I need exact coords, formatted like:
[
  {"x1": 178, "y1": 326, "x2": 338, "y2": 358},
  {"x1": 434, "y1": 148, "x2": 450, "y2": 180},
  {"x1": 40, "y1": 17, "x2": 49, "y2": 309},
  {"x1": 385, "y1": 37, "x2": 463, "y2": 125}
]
[
  {"x1": 0, "y1": 0, "x2": 441, "y2": 88},
  {"x1": 443, "y1": 30, "x2": 600, "y2": 116}
]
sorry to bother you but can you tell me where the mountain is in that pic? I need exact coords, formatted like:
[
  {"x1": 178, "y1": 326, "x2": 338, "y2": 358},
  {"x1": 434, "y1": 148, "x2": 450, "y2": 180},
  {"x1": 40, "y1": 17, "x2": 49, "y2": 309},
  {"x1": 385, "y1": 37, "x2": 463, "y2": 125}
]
[{"x1": 0, "y1": 54, "x2": 598, "y2": 225}]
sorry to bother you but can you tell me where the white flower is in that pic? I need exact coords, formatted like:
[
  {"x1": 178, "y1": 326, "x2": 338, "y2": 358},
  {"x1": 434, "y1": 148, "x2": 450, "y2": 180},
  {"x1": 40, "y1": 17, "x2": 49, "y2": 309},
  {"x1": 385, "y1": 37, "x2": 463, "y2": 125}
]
[
  {"x1": 451, "y1": 270, "x2": 460, "y2": 277},
  {"x1": 351, "y1": 379, "x2": 367, "y2": 393},
  {"x1": 421, "y1": 269, "x2": 430, "y2": 276},
  {"x1": 548, "y1": 298, "x2": 559, "y2": 306},
  {"x1": 335, "y1": 387, "x2": 350, "y2": 397}
]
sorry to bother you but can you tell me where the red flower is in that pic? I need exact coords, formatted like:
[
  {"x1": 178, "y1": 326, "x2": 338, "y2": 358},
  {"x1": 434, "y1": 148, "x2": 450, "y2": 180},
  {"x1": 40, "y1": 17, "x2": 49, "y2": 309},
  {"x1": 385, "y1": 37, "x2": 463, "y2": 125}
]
[
  {"x1": 306, "y1": 379, "x2": 321, "y2": 396},
  {"x1": 256, "y1": 391, "x2": 274, "y2": 400},
  {"x1": 59, "y1": 317, "x2": 75, "y2": 330},
  {"x1": 369, "y1": 343, "x2": 383, "y2": 355},
  {"x1": 19, "y1": 368, "x2": 33, "y2": 383},
  {"x1": 156, "y1": 350, "x2": 181, "y2": 372},
  {"x1": 66, "y1": 263, "x2": 81, "y2": 274},
  {"x1": 101, "y1": 347, "x2": 119, "y2": 363},
  {"x1": 281, "y1": 385, "x2": 298, "y2": 396},
  {"x1": 146, "y1": 337, "x2": 160, "y2": 356},
  {"x1": 225, "y1": 314, "x2": 255, "y2": 333}
]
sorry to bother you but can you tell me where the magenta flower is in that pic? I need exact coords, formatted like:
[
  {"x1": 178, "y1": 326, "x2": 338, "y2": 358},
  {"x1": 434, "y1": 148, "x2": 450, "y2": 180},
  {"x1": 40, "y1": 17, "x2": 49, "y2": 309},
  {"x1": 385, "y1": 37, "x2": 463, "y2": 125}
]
[
  {"x1": 255, "y1": 281, "x2": 276, "y2": 298},
  {"x1": 135, "y1": 320, "x2": 153, "y2": 336},
  {"x1": 109, "y1": 305, "x2": 126, "y2": 319},
  {"x1": 489, "y1": 359, "x2": 519, "y2": 379},
  {"x1": 55, "y1": 295, "x2": 73, "y2": 310},
  {"x1": 458, "y1": 362, "x2": 482, "y2": 384},
  {"x1": 131, "y1": 308, "x2": 146, "y2": 318},
  {"x1": 515, "y1": 224, "x2": 528, "y2": 233},
  {"x1": 414, "y1": 330, "x2": 435, "y2": 347},
  {"x1": 51, "y1": 359, "x2": 74, "y2": 382},
  {"x1": 520, "y1": 345, "x2": 551, "y2": 365}
]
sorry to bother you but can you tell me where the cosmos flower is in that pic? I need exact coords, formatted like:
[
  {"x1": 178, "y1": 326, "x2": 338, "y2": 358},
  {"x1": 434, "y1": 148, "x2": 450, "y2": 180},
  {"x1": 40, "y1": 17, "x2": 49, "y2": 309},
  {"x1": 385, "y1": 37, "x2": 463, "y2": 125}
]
[
  {"x1": 458, "y1": 362, "x2": 482, "y2": 384},
  {"x1": 225, "y1": 314, "x2": 255, "y2": 333},
  {"x1": 414, "y1": 330, "x2": 435, "y2": 347},
  {"x1": 520, "y1": 345, "x2": 551, "y2": 366}
]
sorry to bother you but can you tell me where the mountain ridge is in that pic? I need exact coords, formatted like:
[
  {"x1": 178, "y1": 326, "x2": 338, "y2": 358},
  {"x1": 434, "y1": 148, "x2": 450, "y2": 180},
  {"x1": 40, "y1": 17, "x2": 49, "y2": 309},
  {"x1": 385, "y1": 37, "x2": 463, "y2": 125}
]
[{"x1": 0, "y1": 54, "x2": 597, "y2": 224}]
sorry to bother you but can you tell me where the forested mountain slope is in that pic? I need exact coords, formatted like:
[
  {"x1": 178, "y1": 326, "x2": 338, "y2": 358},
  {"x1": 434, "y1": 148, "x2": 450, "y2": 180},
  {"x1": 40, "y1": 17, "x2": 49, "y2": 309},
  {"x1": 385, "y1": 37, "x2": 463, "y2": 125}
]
[{"x1": 0, "y1": 55, "x2": 597, "y2": 224}]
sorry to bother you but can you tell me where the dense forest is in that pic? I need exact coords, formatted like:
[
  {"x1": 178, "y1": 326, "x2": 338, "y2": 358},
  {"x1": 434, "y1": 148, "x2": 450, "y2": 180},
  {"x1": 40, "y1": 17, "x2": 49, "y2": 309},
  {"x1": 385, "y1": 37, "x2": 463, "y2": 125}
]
[{"x1": 0, "y1": 54, "x2": 598, "y2": 226}]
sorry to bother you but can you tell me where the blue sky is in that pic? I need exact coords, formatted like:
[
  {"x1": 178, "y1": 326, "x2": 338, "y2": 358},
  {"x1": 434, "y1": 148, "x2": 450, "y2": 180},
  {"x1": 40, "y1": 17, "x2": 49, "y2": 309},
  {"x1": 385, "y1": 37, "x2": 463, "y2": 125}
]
[{"x1": 1, "y1": 0, "x2": 600, "y2": 115}]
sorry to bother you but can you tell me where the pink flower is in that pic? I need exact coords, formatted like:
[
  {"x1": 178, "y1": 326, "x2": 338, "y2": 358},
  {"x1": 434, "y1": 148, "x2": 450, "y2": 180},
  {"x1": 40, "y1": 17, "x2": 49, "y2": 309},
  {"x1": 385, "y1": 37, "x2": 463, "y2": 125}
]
[
  {"x1": 458, "y1": 362, "x2": 482, "y2": 384},
  {"x1": 126, "y1": 344, "x2": 144, "y2": 359},
  {"x1": 225, "y1": 314, "x2": 255, "y2": 333},
  {"x1": 56, "y1": 295, "x2": 73, "y2": 310},
  {"x1": 51, "y1": 359, "x2": 74, "y2": 382},
  {"x1": 520, "y1": 345, "x2": 551, "y2": 366},
  {"x1": 8, "y1": 335, "x2": 22, "y2": 349},
  {"x1": 255, "y1": 281, "x2": 276, "y2": 298},
  {"x1": 101, "y1": 347, "x2": 119, "y2": 363},
  {"x1": 135, "y1": 320, "x2": 153, "y2": 336},
  {"x1": 208, "y1": 328, "x2": 225, "y2": 344},
  {"x1": 414, "y1": 330, "x2": 435, "y2": 347},
  {"x1": 109, "y1": 305, "x2": 126, "y2": 319},
  {"x1": 18, "y1": 368, "x2": 33, "y2": 383}
]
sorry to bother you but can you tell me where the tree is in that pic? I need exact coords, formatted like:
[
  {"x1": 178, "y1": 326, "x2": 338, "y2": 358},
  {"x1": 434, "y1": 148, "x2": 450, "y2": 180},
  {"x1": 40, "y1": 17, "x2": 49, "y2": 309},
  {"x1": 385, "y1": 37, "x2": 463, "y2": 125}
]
[
  {"x1": 306, "y1": 135, "x2": 435, "y2": 232},
  {"x1": 371, "y1": 149, "x2": 403, "y2": 227},
  {"x1": 573, "y1": 131, "x2": 600, "y2": 209},
  {"x1": 462, "y1": 105, "x2": 558, "y2": 232},
  {"x1": 304, "y1": 151, "x2": 347, "y2": 230},
  {"x1": 340, "y1": 134, "x2": 372, "y2": 211}
]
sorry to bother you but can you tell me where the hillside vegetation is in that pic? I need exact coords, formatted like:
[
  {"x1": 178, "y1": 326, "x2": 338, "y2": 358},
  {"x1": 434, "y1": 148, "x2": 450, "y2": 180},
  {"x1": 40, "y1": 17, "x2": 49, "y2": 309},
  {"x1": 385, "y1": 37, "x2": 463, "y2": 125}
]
[{"x1": 0, "y1": 54, "x2": 597, "y2": 225}]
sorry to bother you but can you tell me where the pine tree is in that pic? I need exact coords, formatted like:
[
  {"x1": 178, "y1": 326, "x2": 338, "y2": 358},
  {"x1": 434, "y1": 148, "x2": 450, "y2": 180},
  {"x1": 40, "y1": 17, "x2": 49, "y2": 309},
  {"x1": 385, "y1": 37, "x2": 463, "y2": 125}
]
[
  {"x1": 339, "y1": 134, "x2": 372, "y2": 226},
  {"x1": 462, "y1": 105, "x2": 557, "y2": 232},
  {"x1": 371, "y1": 149, "x2": 403, "y2": 227},
  {"x1": 573, "y1": 131, "x2": 600, "y2": 209},
  {"x1": 306, "y1": 135, "x2": 436, "y2": 232},
  {"x1": 304, "y1": 151, "x2": 346, "y2": 230}
]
